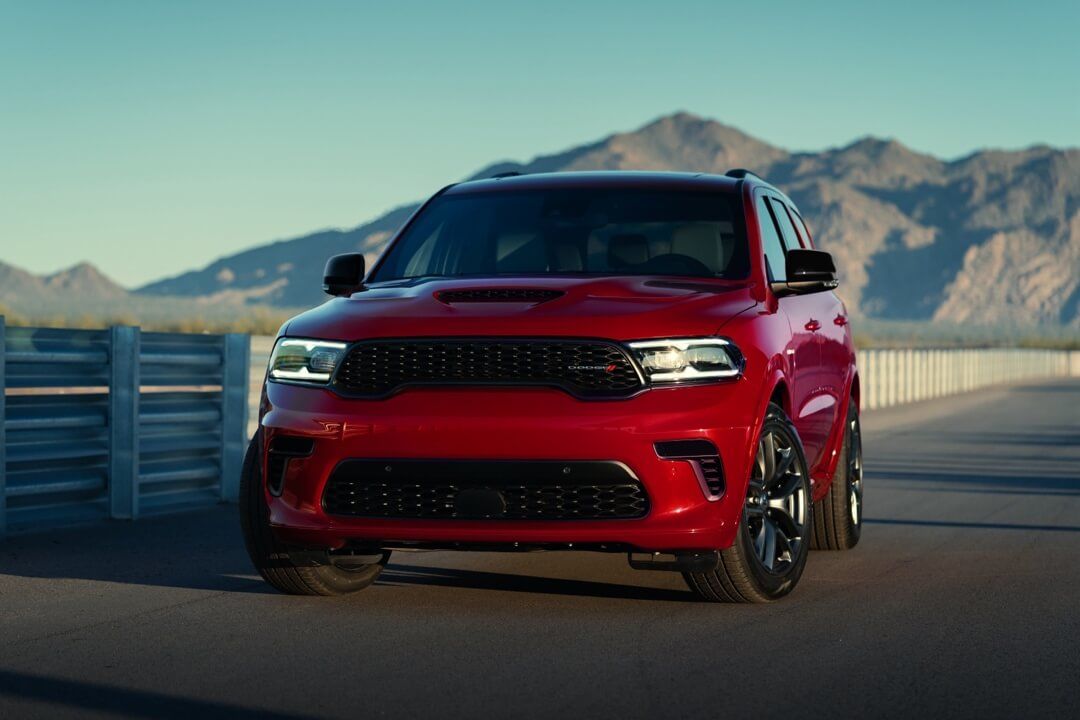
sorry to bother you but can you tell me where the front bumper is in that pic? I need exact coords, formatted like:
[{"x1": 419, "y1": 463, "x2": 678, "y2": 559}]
[{"x1": 260, "y1": 379, "x2": 762, "y2": 552}]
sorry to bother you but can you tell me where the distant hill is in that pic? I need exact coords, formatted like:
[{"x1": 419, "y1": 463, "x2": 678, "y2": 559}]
[
  {"x1": 117, "y1": 113, "x2": 1080, "y2": 327},
  {"x1": 0, "y1": 260, "x2": 296, "y2": 331},
  {"x1": 1, "y1": 261, "x2": 127, "y2": 308}
]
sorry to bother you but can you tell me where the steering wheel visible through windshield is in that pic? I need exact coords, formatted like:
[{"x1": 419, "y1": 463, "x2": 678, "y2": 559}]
[{"x1": 370, "y1": 187, "x2": 749, "y2": 282}]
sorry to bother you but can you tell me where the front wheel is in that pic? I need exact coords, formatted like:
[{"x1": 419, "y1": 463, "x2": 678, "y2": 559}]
[
  {"x1": 239, "y1": 431, "x2": 390, "y2": 596},
  {"x1": 811, "y1": 398, "x2": 863, "y2": 550},
  {"x1": 684, "y1": 403, "x2": 812, "y2": 603}
]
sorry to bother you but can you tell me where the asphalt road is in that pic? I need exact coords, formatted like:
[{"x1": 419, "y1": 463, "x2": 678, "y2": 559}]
[{"x1": 1, "y1": 379, "x2": 1078, "y2": 719}]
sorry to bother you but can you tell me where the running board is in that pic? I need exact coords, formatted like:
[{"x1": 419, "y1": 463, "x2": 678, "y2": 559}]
[{"x1": 627, "y1": 551, "x2": 720, "y2": 573}]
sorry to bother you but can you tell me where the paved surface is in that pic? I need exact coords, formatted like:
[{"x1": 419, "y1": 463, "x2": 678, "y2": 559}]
[{"x1": 1, "y1": 379, "x2": 1078, "y2": 719}]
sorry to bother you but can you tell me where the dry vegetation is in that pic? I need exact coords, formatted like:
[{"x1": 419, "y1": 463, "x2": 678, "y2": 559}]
[{"x1": 0, "y1": 303, "x2": 290, "y2": 335}]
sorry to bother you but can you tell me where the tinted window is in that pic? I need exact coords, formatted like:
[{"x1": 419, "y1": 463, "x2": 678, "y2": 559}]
[
  {"x1": 756, "y1": 197, "x2": 787, "y2": 282},
  {"x1": 371, "y1": 189, "x2": 749, "y2": 281},
  {"x1": 768, "y1": 198, "x2": 803, "y2": 251}
]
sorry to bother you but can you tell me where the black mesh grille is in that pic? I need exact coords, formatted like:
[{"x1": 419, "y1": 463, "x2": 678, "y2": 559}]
[
  {"x1": 436, "y1": 288, "x2": 564, "y2": 303},
  {"x1": 334, "y1": 339, "x2": 642, "y2": 398},
  {"x1": 322, "y1": 460, "x2": 649, "y2": 520}
]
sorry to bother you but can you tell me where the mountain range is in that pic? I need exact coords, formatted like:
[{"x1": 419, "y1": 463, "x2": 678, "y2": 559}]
[
  {"x1": 4, "y1": 113, "x2": 1079, "y2": 328},
  {"x1": 0, "y1": 261, "x2": 127, "y2": 310}
]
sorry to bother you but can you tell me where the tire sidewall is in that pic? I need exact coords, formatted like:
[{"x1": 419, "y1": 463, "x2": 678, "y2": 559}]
[{"x1": 240, "y1": 429, "x2": 389, "y2": 594}]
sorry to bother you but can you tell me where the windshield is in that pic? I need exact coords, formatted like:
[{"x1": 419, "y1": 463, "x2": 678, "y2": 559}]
[{"x1": 370, "y1": 188, "x2": 749, "y2": 282}]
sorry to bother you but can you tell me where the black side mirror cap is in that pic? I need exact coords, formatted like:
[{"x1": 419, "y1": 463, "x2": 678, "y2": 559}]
[
  {"x1": 323, "y1": 253, "x2": 366, "y2": 296},
  {"x1": 771, "y1": 248, "x2": 839, "y2": 296}
]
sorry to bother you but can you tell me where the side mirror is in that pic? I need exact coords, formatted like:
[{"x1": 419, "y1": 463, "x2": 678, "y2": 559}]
[
  {"x1": 323, "y1": 253, "x2": 366, "y2": 297},
  {"x1": 772, "y1": 249, "x2": 838, "y2": 296}
]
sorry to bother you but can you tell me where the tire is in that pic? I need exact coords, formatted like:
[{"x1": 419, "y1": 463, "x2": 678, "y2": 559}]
[
  {"x1": 811, "y1": 398, "x2": 863, "y2": 551},
  {"x1": 239, "y1": 431, "x2": 390, "y2": 596},
  {"x1": 684, "y1": 403, "x2": 813, "y2": 603}
]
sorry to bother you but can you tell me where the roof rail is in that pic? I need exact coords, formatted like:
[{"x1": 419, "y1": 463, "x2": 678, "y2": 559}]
[
  {"x1": 724, "y1": 168, "x2": 761, "y2": 180},
  {"x1": 489, "y1": 171, "x2": 524, "y2": 179}
]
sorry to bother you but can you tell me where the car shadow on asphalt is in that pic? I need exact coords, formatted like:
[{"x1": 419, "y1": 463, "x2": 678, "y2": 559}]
[
  {"x1": 0, "y1": 505, "x2": 694, "y2": 600},
  {"x1": 0, "y1": 669, "x2": 315, "y2": 719},
  {"x1": 377, "y1": 563, "x2": 696, "y2": 602},
  {"x1": 0, "y1": 505, "x2": 278, "y2": 594}
]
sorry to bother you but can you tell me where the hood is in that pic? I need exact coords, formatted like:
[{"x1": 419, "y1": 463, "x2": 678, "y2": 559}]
[{"x1": 284, "y1": 276, "x2": 758, "y2": 342}]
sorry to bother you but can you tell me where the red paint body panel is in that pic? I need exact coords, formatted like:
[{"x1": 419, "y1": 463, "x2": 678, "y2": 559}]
[
  {"x1": 264, "y1": 381, "x2": 759, "y2": 551},
  {"x1": 259, "y1": 172, "x2": 858, "y2": 552}
]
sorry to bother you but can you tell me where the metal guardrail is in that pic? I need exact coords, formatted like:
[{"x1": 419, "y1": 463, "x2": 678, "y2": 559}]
[{"x1": 0, "y1": 317, "x2": 250, "y2": 537}]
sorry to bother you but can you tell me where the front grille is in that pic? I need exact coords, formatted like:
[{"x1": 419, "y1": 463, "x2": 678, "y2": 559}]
[
  {"x1": 323, "y1": 460, "x2": 649, "y2": 520},
  {"x1": 436, "y1": 288, "x2": 564, "y2": 303},
  {"x1": 334, "y1": 339, "x2": 643, "y2": 398}
]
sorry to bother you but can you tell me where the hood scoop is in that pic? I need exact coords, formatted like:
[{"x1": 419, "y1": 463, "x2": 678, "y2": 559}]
[{"x1": 436, "y1": 288, "x2": 565, "y2": 304}]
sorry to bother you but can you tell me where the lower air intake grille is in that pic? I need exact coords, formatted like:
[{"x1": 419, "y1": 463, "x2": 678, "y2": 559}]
[
  {"x1": 322, "y1": 460, "x2": 649, "y2": 520},
  {"x1": 333, "y1": 339, "x2": 642, "y2": 398}
]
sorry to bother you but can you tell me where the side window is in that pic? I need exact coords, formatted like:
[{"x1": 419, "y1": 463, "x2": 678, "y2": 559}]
[
  {"x1": 768, "y1": 198, "x2": 802, "y2": 251},
  {"x1": 788, "y1": 208, "x2": 813, "y2": 247},
  {"x1": 756, "y1": 196, "x2": 787, "y2": 282}
]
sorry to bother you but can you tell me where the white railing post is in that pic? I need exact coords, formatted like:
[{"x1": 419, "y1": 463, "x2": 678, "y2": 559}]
[{"x1": 859, "y1": 349, "x2": 876, "y2": 408}]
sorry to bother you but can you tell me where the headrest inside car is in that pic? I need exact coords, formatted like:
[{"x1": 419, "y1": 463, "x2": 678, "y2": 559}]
[{"x1": 672, "y1": 224, "x2": 730, "y2": 273}]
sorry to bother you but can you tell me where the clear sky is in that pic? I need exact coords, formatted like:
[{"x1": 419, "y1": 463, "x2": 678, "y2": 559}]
[{"x1": 2, "y1": 0, "x2": 1077, "y2": 287}]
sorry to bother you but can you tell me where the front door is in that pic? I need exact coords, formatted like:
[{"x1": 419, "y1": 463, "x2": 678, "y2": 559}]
[{"x1": 758, "y1": 194, "x2": 836, "y2": 470}]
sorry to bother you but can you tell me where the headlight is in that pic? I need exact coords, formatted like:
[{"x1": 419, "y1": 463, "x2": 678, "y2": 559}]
[
  {"x1": 627, "y1": 338, "x2": 743, "y2": 383},
  {"x1": 268, "y1": 338, "x2": 348, "y2": 384}
]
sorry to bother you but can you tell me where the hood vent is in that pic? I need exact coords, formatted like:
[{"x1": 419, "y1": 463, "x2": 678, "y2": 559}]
[{"x1": 436, "y1": 288, "x2": 564, "y2": 304}]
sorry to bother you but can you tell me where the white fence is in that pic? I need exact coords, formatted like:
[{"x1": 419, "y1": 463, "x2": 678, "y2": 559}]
[{"x1": 857, "y1": 348, "x2": 1080, "y2": 411}]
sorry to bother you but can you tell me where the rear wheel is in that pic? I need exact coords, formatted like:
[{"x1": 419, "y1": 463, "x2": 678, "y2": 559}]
[
  {"x1": 684, "y1": 403, "x2": 812, "y2": 603},
  {"x1": 239, "y1": 431, "x2": 390, "y2": 596},
  {"x1": 811, "y1": 399, "x2": 863, "y2": 550}
]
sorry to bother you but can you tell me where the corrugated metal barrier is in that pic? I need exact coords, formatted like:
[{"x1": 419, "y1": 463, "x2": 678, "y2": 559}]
[{"x1": 0, "y1": 318, "x2": 250, "y2": 537}]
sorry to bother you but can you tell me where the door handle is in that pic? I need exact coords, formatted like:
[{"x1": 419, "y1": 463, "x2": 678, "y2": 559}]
[
  {"x1": 833, "y1": 314, "x2": 848, "y2": 326},
  {"x1": 805, "y1": 319, "x2": 821, "y2": 332}
]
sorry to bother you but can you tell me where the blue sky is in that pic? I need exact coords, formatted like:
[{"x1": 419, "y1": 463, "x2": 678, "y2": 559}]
[{"x1": 2, "y1": 0, "x2": 1077, "y2": 286}]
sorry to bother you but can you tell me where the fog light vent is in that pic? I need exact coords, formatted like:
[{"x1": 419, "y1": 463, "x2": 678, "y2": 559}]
[
  {"x1": 266, "y1": 436, "x2": 315, "y2": 496},
  {"x1": 654, "y1": 439, "x2": 725, "y2": 499}
]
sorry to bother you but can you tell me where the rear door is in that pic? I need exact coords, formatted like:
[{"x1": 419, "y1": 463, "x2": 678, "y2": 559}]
[{"x1": 764, "y1": 195, "x2": 836, "y2": 469}]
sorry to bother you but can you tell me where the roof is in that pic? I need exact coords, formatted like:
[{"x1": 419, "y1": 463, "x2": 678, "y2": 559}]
[{"x1": 443, "y1": 171, "x2": 746, "y2": 196}]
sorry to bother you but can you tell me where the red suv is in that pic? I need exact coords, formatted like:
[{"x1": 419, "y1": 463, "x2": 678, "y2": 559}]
[{"x1": 240, "y1": 170, "x2": 862, "y2": 602}]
